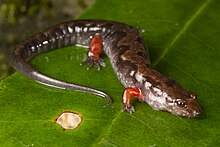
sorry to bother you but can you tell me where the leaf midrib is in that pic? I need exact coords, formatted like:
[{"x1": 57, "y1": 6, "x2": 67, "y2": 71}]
[{"x1": 152, "y1": 0, "x2": 212, "y2": 67}]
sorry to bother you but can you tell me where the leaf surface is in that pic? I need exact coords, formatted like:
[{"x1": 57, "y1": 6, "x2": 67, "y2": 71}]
[{"x1": 1, "y1": 0, "x2": 220, "y2": 146}]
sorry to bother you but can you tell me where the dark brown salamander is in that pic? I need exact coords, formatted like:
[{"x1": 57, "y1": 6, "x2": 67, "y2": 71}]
[{"x1": 11, "y1": 19, "x2": 201, "y2": 117}]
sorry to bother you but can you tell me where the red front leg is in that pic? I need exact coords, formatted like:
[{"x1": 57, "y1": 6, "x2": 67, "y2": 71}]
[
  {"x1": 122, "y1": 87, "x2": 144, "y2": 113},
  {"x1": 82, "y1": 34, "x2": 105, "y2": 70}
]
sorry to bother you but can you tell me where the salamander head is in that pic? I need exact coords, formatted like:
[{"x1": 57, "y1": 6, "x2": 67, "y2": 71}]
[
  {"x1": 142, "y1": 79, "x2": 201, "y2": 117},
  {"x1": 165, "y1": 93, "x2": 201, "y2": 117}
]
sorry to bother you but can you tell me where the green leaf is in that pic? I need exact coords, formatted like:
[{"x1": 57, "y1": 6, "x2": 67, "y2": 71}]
[{"x1": 1, "y1": 0, "x2": 220, "y2": 146}]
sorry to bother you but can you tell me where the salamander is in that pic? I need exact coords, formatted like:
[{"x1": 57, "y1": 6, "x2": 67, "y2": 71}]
[{"x1": 11, "y1": 19, "x2": 201, "y2": 117}]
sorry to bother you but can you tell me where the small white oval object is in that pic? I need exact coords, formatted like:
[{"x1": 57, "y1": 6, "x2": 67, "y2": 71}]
[{"x1": 55, "y1": 111, "x2": 82, "y2": 130}]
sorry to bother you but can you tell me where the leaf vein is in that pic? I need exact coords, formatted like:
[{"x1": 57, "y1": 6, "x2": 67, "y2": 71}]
[
  {"x1": 96, "y1": 111, "x2": 122, "y2": 145},
  {"x1": 153, "y1": 0, "x2": 212, "y2": 67}
]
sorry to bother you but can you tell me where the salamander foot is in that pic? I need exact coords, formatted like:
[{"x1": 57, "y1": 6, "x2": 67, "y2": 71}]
[
  {"x1": 122, "y1": 103, "x2": 135, "y2": 114},
  {"x1": 81, "y1": 57, "x2": 105, "y2": 70}
]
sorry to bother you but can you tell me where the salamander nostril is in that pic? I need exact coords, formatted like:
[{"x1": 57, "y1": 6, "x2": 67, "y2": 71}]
[{"x1": 193, "y1": 110, "x2": 200, "y2": 117}]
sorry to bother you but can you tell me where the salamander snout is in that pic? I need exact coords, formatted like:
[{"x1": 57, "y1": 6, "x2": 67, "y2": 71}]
[
  {"x1": 184, "y1": 99, "x2": 201, "y2": 117},
  {"x1": 166, "y1": 97, "x2": 201, "y2": 117}
]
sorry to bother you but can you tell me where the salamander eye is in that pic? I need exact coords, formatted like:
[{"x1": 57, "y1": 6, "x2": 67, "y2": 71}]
[{"x1": 175, "y1": 99, "x2": 186, "y2": 107}]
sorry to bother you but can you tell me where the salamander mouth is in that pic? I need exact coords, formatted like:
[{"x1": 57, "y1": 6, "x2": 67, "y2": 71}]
[{"x1": 170, "y1": 106, "x2": 201, "y2": 117}]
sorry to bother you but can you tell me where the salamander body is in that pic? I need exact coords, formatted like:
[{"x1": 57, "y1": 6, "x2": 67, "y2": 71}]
[{"x1": 11, "y1": 20, "x2": 201, "y2": 117}]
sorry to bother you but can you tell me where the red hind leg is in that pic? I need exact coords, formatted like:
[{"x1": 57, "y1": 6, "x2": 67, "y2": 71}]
[{"x1": 82, "y1": 34, "x2": 105, "y2": 70}]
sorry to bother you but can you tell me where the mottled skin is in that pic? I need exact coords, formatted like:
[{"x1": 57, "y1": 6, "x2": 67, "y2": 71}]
[{"x1": 11, "y1": 19, "x2": 201, "y2": 117}]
